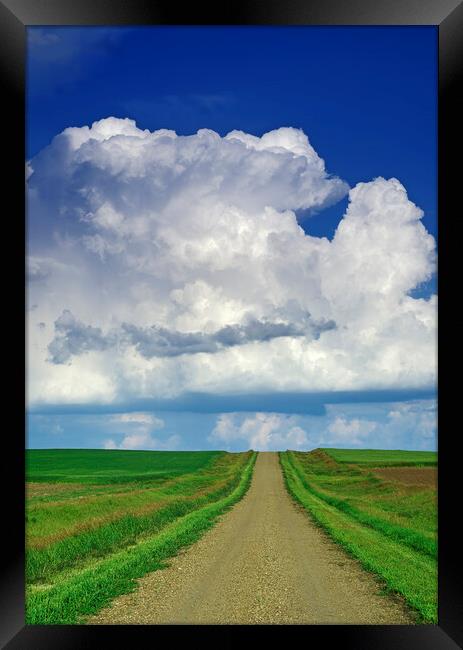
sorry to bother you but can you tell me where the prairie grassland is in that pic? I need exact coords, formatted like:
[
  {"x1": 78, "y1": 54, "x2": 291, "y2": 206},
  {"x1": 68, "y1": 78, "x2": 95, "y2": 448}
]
[
  {"x1": 26, "y1": 449, "x2": 256, "y2": 624},
  {"x1": 280, "y1": 449, "x2": 437, "y2": 623}
]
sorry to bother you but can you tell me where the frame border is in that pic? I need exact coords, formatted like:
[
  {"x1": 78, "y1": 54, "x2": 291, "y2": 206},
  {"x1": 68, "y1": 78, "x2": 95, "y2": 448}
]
[{"x1": 2, "y1": 1, "x2": 462, "y2": 647}]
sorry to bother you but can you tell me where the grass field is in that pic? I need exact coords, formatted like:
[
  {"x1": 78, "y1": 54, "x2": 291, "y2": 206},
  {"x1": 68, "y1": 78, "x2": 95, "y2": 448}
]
[
  {"x1": 322, "y1": 448, "x2": 437, "y2": 467},
  {"x1": 280, "y1": 448, "x2": 437, "y2": 623},
  {"x1": 26, "y1": 449, "x2": 256, "y2": 624},
  {"x1": 26, "y1": 449, "x2": 222, "y2": 484}
]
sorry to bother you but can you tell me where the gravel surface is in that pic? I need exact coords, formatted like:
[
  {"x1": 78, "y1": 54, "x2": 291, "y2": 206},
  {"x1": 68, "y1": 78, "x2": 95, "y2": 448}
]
[{"x1": 88, "y1": 452, "x2": 415, "y2": 625}]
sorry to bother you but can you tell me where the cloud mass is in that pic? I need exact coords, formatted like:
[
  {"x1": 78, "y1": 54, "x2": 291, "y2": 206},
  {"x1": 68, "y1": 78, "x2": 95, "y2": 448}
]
[
  {"x1": 27, "y1": 118, "x2": 436, "y2": 407},
  {"x1": 47, "y1": 310, "x2": 336, "y2": 364}
]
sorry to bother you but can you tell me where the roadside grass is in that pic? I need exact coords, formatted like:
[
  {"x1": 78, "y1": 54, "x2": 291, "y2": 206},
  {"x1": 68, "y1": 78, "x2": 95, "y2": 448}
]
[
  {"x1": 27, "y1": 454, "x2": 251, "y2": 584},
  {"x1": 26, "y1": 451, "x2": 256, "y2": 624},
  {"x1": 26, "y1": 452, "x2": 256, "y2": 624},
  {"x1": 280, "y1": 450, "x2": 437, "y2": 623},
  {"x1": 27, "y1": 454, "x2": 240, "y2": 546},
  {"x1": 322, "y1": 448, "x2": 437, "y2": 467},
  {"x1": 293, "y1": 450, "x2": 436, "y2": 557}
]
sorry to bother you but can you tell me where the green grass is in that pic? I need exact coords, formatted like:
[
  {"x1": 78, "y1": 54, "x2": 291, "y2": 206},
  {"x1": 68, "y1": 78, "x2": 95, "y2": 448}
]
[
  {"x1": 27, "y1": 449, "x2": 222, "y2": 484},
  {"x1": 322, "y1": 448, "x2": 437, "y2": 467},
  {"x1": 26, "y1": 449, "x2": 256, "y2": 624},
  {"x1": 27, "y1": 462, "x2": 237, "y2": 544},
  {"x1": 280, "y1": 449, "x2": 437, "y2": 623}
]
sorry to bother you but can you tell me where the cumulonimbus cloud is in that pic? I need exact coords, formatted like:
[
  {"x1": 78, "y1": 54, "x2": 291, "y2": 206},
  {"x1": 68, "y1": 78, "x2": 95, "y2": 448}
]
[{"x1": 26, "y1": 118, "x2": 436, "y2": 406}]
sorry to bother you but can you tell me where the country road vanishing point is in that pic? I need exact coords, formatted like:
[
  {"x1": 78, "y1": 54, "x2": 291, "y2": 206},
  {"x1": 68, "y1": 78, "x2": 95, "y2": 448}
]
[{"x1": 88, "y1": 452, "x2": 415, "y2": 625}]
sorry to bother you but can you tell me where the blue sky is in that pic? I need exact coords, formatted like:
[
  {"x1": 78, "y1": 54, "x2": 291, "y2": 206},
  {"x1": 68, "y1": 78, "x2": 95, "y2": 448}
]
[{"x1": 26, "y1": 26, "x2": 437, "y2": 451}]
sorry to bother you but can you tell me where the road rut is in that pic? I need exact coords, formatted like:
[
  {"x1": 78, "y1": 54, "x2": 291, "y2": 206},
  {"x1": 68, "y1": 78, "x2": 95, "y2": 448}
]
[{"x1": 88, "y1": 452, "x2": 414, "y2": 624}]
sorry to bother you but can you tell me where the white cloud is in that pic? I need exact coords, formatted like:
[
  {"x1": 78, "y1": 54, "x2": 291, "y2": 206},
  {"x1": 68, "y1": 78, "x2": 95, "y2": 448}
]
[
  {"x1": 27, "y1": 256, "x2": 72, "y2": 283},
  {"x1": 102, "y1": 409, "x2": 179, "y2": 449},
  {"x1": 327, "y1": 416, "x2": 377, "y2": 445},
  {"x1": 387, "y1": 400, "x2": 436, "y2": 442},
  {"x1": 210, "y1": 412, "x2": 309, "y2": 451},
  {"x1": 320, "y1": 399, "x2": 436, "y2": 450},
  {"x1": 26, "y1": 118, "x2": 436, "y2": 406},
  {"x1": 103, "y1": 432, "x2": 180, "y2": 450},
  {"x1": 206, "y1": 399, "x2": 436, "y2": 452},
  {"x1": 111, "y1": 412, "x2": 164, "y2": 427}
]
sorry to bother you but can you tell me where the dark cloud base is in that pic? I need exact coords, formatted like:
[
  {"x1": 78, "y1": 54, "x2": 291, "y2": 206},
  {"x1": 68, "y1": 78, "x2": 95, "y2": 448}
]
[{"x1": 28, "y1": 388, "x2": 436, "y2": 417}]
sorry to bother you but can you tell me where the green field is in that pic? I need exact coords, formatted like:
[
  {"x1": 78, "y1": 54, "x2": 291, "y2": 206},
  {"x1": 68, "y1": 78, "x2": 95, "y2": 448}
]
[
  {"x1": 27, "y1": 449, "x2": 222, "y2": 484},
  {"x1": 322, "y1": 448, "x2": 437, "y2": 467},
  {"x1": 280, "y1": 448, "x2": 437, "y2": 623},
  {"x1": 26, "y1": 449, "x2": 256, "y2": 624}
]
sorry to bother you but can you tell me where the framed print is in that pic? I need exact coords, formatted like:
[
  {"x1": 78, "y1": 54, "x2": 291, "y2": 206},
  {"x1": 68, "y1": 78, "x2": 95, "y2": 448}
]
[{"x1": 1, "y1": 0, "x2": 462, "y2": 647}]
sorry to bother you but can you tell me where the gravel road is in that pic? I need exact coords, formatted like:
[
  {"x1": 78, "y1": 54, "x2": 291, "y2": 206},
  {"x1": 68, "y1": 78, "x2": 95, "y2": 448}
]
[{"x1": 88, "y1": 452, "x2": 414, "y2": 624}]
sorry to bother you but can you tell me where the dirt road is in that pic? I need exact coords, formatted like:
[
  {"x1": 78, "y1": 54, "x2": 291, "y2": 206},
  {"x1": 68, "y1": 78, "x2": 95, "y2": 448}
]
[{"x1": 88, "y1": 452, "x2": 414, "y2": 624}]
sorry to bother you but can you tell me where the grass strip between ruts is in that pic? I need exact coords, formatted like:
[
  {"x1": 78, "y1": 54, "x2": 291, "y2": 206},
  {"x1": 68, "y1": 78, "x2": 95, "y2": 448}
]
[
  {"x1": 26, "y1": 452, "x2": 256, "y2": 625},
  {"x1": 279, "y1": 451, "x2": 436, "y2": 624}
]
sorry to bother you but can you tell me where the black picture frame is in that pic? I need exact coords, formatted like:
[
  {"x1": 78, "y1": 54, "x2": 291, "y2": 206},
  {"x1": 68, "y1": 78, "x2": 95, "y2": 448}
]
[{"x1": 2, "y1": 1, "x2": 461, "y2": 647}]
